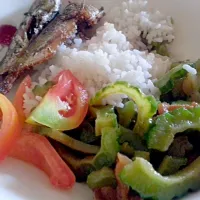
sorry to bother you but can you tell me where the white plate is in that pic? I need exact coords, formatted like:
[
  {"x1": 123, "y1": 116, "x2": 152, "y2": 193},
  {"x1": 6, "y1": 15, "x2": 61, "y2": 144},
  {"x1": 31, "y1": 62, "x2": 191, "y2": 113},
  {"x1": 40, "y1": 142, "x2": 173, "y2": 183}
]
[{"x1": 0, "y1": 0, "x2": 200, "y2": 199}]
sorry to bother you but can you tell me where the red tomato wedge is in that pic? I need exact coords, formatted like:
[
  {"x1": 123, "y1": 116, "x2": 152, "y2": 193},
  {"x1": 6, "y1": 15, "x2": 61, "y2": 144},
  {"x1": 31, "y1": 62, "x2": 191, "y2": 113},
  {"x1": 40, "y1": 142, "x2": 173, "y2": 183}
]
[
  {"x1": 0, "y1": 94, "x2": 21, "y2": 161},
  {"x1": 9, "y1": 132, "x2": 76, "y2": 189},
  {"x1": 13, "y1": 75, "x2": 32, "y2": 125},
  {"x1": 26, "y1": 70, "x2": 89, "y2": 131}
]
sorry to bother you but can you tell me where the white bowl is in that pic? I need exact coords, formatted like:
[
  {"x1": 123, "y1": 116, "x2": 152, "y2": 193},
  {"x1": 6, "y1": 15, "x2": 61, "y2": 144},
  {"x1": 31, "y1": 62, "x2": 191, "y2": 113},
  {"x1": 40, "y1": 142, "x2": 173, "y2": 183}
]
[{"x1": 0, "y1": 0, "x2": 200, "y2": 199}]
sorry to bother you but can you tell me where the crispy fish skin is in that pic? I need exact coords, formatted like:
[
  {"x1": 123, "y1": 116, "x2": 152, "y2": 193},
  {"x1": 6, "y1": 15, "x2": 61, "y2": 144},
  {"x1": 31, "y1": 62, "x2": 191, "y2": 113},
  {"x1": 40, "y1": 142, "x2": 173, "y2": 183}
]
[
  {"x1": 0, "y1": 0, "x2": 61, "y2": 75},
  {"x1": 0, "y1": 3, "x2": 105, "y2": 95}
]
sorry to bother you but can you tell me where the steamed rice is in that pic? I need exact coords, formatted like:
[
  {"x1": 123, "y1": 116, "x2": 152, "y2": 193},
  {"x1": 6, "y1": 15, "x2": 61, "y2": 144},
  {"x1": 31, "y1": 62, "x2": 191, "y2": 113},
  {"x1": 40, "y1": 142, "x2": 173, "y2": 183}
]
[
  {"x1": 23, "y1": 0, "x2": 175, "y2": 113},
  {"x1": 107, "y1": 0, "x2": 174, "y2": 50}
]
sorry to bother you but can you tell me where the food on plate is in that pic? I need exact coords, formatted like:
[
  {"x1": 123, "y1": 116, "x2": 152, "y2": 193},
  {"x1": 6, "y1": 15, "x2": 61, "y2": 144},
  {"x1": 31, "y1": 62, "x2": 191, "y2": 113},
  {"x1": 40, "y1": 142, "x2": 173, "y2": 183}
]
[
  {"x1": 38, "y1": 127, "x2": 100, "y2": 154},
  {"x1": 26, "y1": 70, "x2": 89, "y2": 130},
  {"x1": 120, "y1": 157, "x2": 200, "y2": 200},
  {"x1": 9, "y1": 132, "x2": 76, "y2": 189},
  {"x1": 157, "y1": 155, "x2": 187, "y2": 175},
  {"x1": 0, "y1": 94, "x2": 21, "y2": 161},
  {"x1": 90, "y1": 81, "x2": 158, "y2": 136},
  {"x1": 13, "y1": 75, "x2": 32, "y2": 125},
  {"x1": 0, "y1": 0, "x2": 61, "y2": 94},
  {"x1": 146, "y1": 106, "x2": 200, "y2": 151},
  {"x1": 1, "y1": 0, "x2": 200, "y2": 199},
  {"x1": 115, "y1": 153, "x2": 132, "y2": 200},
  {"x1": 87, "y1": 167, "x2": 117, "y2": 189},
  {"x1": 0, "y1": 1, "x2": 104, "y2": 94}
]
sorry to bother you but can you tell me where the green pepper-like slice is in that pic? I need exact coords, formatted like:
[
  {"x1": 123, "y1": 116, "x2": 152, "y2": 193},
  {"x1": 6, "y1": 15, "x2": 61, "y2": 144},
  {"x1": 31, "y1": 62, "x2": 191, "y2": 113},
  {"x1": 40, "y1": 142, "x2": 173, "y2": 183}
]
[
  {"x1": 94, "y1": 106, "x2": 118, "y2": 136},
  {"x1": 120, "y1": 157, "x2": 200, "y2": 200},
  {"x1": 93, "y1": 127, "x2": 120, "y2": 169},
  {"x1": 90, "y1": 81, "x2": 157, "y2": 136},
  {"x1": 146, "y1": 107, "x2": 200, "y2": 151},
  {"x1": 87, "y1": 167, "x2": 117, "y2": 189},
  {"x1": 155, "y1": 64, "x2": 194, "y2": 95}
]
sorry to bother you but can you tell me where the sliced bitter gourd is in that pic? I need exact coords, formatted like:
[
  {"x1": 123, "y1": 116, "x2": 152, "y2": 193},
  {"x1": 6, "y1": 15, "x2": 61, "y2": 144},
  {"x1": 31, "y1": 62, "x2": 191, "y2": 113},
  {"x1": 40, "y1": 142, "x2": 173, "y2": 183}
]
[
  {"x1": 146, "y1": 107, "x2": 200, "y2": 151},
  {"x1": 155, "y1": 64, "x2": 191, "y2": 94},
  {"x1": 93, "y1": 127, "x2": 120, "y2": 170},
  {"x1": 90, "y1": 81, "x2": 157, "y2": 136},
  {"x1": 87, "y1": 167, "x2": 117, "y2": 189},
  {"x1": 120, "y1": 157, "x2": 200, "y2": 200},
  {"x1": 94, "y1": 106, "x2": 118, "y2": 136}
]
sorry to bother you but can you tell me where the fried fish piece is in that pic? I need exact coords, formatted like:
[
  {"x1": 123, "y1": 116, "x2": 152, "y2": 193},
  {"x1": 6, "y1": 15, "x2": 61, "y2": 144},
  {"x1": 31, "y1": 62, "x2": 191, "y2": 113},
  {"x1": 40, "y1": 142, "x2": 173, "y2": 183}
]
[{"x1": 0, "y1": 2, "x2": 104, "y2": 94}]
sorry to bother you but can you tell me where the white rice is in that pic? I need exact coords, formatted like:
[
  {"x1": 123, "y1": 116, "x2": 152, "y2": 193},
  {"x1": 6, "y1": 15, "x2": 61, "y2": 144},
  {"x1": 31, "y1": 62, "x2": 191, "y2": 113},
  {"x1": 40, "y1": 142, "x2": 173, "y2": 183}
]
[
  {"x1": 107, "y1": 0, "x2": 174, "y2": 50},
  {"x1": 51, "y1": 23, "x2": 171, "y2": 96},
  {"x1": 23, "y1": 0, "x2": 174, "y2": 114}
]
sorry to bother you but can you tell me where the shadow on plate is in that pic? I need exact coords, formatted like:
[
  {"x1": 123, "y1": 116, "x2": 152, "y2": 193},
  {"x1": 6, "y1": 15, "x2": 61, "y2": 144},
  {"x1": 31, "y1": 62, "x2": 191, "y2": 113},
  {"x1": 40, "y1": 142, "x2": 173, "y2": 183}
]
[{"x1": 0, "y1": 157, "x2": 93, "y2": 200}]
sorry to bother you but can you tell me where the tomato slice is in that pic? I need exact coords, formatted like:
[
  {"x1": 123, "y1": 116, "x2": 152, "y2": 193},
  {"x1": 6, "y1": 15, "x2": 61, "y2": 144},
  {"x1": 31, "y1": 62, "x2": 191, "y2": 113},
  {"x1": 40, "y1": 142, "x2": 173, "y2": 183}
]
[
  {"x1": 9, "y1": 132, "x2": 76, "y2": 189},
  {"x1": 13, "y1": 75, "x2": 32, "y2": 125},
  {"x1": 0, "y1": 94, "x2": 21, "y2": 161},
  {"x1": 26, "y1": 70, "x2": 89, "y2": 131}
]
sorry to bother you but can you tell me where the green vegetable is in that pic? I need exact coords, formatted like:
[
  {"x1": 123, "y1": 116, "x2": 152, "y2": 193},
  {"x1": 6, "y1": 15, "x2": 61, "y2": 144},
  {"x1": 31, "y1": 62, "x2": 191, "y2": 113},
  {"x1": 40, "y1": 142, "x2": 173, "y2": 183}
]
[
  {"x1": 119, "y1": 125, "x2": 148, "y2": 151},
  {"x1": 32, "y1": 81, "x2": 54, "y2": 97},
  {"x1": 168, "y1": 136, "x2": 193, "y2": 157},
  {"x1": 120, "y1": 142, "x2": 135, "y2": 157},
  {"x1": 134, "y1": 151, "x2": 150, "y2": 161},
  {"x1": 26, "y1": 70, "x2": 89, "y2": 131},
  {"x1": 116, "y1": 100, "x2": 136, "y2": 128},
  {"x1": 120, "y1": 157, "x2": 200, "y2": 200},
  {"x1": 155, "y1": 64, "x2": 191, "y2": 94},
  {"x1": 90, "y1": 81, "x2": 157, "y2": 136},
  {"x1": 94, "y1": 127, "x2": 120, "y2": 169},
  {"x1": 146, "y1": 107, "x2": 200, "y2": 151},
  {"x1": 56, "y1": 145, "x2": 95, "y2": 181},
  {"x1": 152, "y1": 42, "x2": 169, "y2": 57},
  {"x1": 39, "y1": 127, "x2": 100, "y2": 154},
  {"x1": 89, "y1": 105, "x2": 114, "y2": 118},
  {"x1": 79, "y1": 122, "x2": 97, "y2": 144},
  {"x1": 158, "y1": 156, "x2": 187, "y2": 176},
  {"x1": 94, "y1": 106, "x2": 118, "y2": 136},
  {"x1": 87, "y1": 167, "x2": 117, "y2": 189}
]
